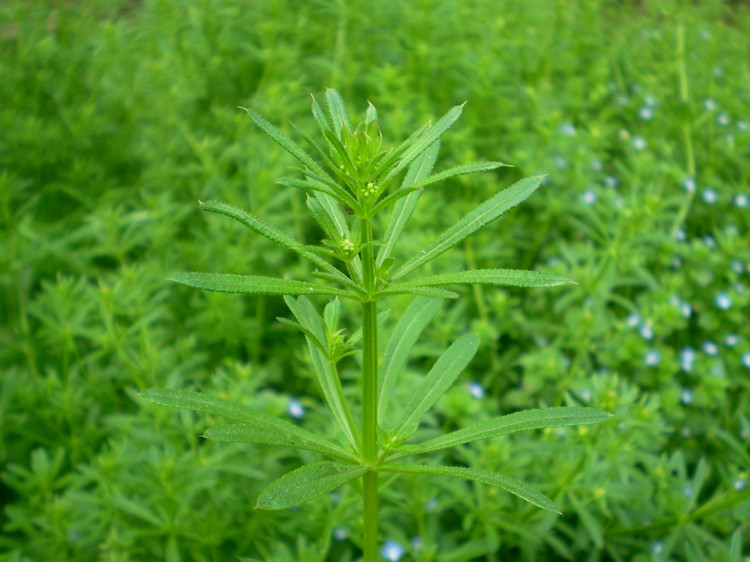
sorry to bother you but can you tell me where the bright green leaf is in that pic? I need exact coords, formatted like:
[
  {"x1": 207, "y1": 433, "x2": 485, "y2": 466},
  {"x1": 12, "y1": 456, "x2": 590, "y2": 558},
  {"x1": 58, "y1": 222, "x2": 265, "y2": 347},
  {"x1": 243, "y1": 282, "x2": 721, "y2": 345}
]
[
  {"x1": 414, "y1": 161, "x2": 511, "y2": 188},
  {"x1": 390, "y1": 334, "x2": 479, "y2": 440},
  {"x1": 382, "y1": 269, "x2": 575, "y2": 295},
  {"x1": 140, "y1": 389, "x2": 357, "y2": 462},
  {"x1": 256, "y1": 462, "x2": 368, "y2": 510},
  {"x1": 170, "y1": 272, "x2": 350, "y2": 297},
  {"x1": 391, "y1": 407, "x2": 611, "y2": 458},
  {"x1": 205, "y1": 423, "x2": 357, "y2": 463},
  {"x1": 325, "y1": 89, "x2": 351, "y2": 139},
  {"x1": 378, "y1": 297, "x2": 442, "y2": 424},
  {"x1": 392, "y1": 175, "x2": 544, "y2": 280},
  {"x1": 380, "y1": 464, "x2": 560, "y2": 514}
]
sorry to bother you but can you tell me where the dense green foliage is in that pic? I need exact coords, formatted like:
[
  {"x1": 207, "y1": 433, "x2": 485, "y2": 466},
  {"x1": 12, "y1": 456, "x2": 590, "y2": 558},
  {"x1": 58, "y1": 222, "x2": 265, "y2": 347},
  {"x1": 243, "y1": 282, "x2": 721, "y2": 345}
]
[{"x1": 1, "y1": 0, "x2": 748, "y2": 560}]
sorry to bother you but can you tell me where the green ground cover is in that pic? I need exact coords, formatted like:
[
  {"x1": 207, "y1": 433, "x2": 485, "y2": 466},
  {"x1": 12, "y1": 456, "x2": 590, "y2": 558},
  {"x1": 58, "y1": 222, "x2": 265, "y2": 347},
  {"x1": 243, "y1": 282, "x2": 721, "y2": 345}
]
[{"x1": 1, "y1": 0, "x2": 748, "y2": 560}]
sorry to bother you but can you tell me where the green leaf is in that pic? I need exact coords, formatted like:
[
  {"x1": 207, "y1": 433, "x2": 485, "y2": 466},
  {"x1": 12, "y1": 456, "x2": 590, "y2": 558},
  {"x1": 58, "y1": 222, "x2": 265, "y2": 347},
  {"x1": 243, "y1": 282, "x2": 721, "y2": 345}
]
[
  {"x1": 140, "y1": 389, "x2": 358, "y2": 462},
  {"x1": 256, "y1": 462, "x2": 368, "y2": 510},
  {"x1": 111, "y1": 494, "x2": 164, "y2": 526},
  {"x1": 198, "y1": 200, "x2": 340, "y2": 275},
  {"x1": 205, "y1": 423, "x2": 357, "y2": 463},
  {"x1": 414, "y1": 161, "x2": 511, "y2": 188},
  {"x1": 170, "y1": 272, "x2": 350, "y2": 297},
  {"x1": 568, "y1": 493, "x2": 604, "y2": 548},
  {"x1": 325, "y1": 88, "x2": 351, "y2": 139},
  {"x1": 380, "y1": 464, "x2": 560, "y2": 514},
  {"x1": 276, "y1": 177, "x2": 359, "y2": 213},
  {"x1": 241, "y1": 106, "x2": 329, "y2": 180},
  {"x1": 391, "y1": 407, "x2": 610, "y2": 458},
  {"x1": 376, "y1": 142, "x2": 440, "y2": 267},
  {"x1": 381, "y1": 269, "x2": 575, "y2": 296},
  {"x1": 383, "y1": 103, "x2": 465, "y2": 181},
  {"x1": 390, "y1": 334, "x2": 479, "y2": 440},
  {"x1": 392, "y1": 175, "x2": 544, "y2": 280},
  {"x1": 284, "y1": 297, "x2": 360, "y2": 450},
  {"x1": 378, "y1": 297, "x2": 442, "y2": 424},
  {"x1": 377, "y1": 285, "x2": 459, "y2": 299}
]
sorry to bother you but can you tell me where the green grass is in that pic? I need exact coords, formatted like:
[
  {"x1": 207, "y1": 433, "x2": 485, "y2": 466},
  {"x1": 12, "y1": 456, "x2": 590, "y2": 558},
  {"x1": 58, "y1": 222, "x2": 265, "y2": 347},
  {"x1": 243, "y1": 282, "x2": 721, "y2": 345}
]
[{"x1": 1, "y1": 0, "x2": 749, "y2": 560}]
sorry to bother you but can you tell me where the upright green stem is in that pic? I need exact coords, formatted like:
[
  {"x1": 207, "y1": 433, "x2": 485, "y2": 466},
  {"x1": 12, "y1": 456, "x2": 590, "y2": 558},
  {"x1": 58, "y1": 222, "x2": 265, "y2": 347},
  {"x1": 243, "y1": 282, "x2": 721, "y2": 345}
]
[{"x1": 360, "y1": 217, "x2": 379, "y2": 561}]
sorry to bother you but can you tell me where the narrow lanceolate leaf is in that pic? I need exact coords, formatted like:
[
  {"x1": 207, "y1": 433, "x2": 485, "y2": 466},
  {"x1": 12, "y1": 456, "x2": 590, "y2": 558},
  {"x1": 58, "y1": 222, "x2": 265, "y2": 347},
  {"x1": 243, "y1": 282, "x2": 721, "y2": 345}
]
[
  {"x1": 391, "y1": 407, "x2": 610, "y2": 458},
  {"x1": 380, "y1": 464, "x2": 560, "y2": 514},
  {"x1": 241, "y1": 107, "x2": 330, "y2": 180},
  {"x1": 170, "y1": 272, "x2": 350, "y2": 297},
  {"x1": 256, "y1": 462, "x2": 369, "y2": 510},
  {"x1": 198, "y1": 200, "x2": 341, "y2": 275},
  {"x1": 376, "y1": 142, "x2": 440, "y2": 267},
  {"x1": 376, "y1": 285, "x2": 459, "y2": 299},
  {"x1": 390, "y1": 334, "x2": 479, "y2": 440},
  {"x1": 325, "y1": 88, "x2": 351, "y2": 139},
  {"x1": 392, "y1": 175, "x2": 545, "y2": 280},
  {"x1": 205, "y1": 423, "x2": 358, "y2": 463},
  {"x1": 414, "y1": 161, "x2": 511, "y2": 188},
  {"x1": 383, "y1": 103, "x2": 465, "y2": 181},
  {"x1": 378, "y1": 297, "x2": 442, "y2": 424},
  {"x1": 383, "y1": 269, "x2": 575, "y2": 294},
  {"x1": 285, "y1": 297, "x2": 360, "y2": 450},
  {"x1": 140, "y1": 389, "x2": 358, "y2": 463}
]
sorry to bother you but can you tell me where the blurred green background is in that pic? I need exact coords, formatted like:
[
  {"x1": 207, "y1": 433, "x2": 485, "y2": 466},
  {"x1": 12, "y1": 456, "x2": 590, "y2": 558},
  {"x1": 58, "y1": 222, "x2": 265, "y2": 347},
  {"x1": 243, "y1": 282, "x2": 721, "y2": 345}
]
[{"x1": 1, "y1": 0, "x2": 749, "y2": 560}]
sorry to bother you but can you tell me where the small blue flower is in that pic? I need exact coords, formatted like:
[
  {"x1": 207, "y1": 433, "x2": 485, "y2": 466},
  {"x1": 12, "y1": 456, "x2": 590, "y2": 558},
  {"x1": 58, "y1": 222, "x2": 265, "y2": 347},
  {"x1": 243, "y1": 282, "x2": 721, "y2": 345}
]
[
  {"x1": 554, "y1": 155, "x2": 567, "y2": 169},
  {"x1": 731, "y1": 260, "x2": 745, "y2": 274},
  {"x1": 715, "y1": 292, "x2": 732, "y2": 310},
  {"x1": 580, "y1": 388, "x2": 592, "y2": 402},
  {"x1": 640, "y1": 324, "x2": 654, "y2": 340},
  {"x1": 287, "y1": 398, "x2": 305, "y2": 419},
  {"x1": 639, "y1": 107, "x2": 653, "y2": 120},
  {"x1": 703, "y1": 235, "x2": 716, "y2": 249},
  {"x1": 683, "y1": 484, "x2": 693, "y2": 498},
  {"x1": 674, "y1": 228, "x2": 687, "y2": 241},
  {"x1": 702, "y1": 188, "x2": 717, "y2": 204},
  {"x1": 742, "y1": 352, "x2": 750, "y2": 369},
  {"x1": 735, "y1": 194, "x2": 748, "y2": 208},
  {"x1": 717, "y1": 113, "x2": 730, "y2": 126},
  {"x1": 679, "y1": 301, "x2": 692, "y2": 318},
  {"x1": 468, "y1": 382, "x2": 485, "y2": 399},
  {"x1": 632, "y1": 136, "x2": 646, "y2": 150},
  {"x1": 704, "y1": 98, "x2": 717, "y2": 111},
  {"x1": 738, "y1": 120, "x2": 748, "y2": 131},
  {"x1": 559, "y1": 123, "x2": 577, "y2": 136},
  {"x1": 411, "y1": 536, "x2": 423, "y2": 553},
  {"x1": 703, "y1": 341, "x2": 719, "y2": 356},
  {"x1": 382, "y1": 540, "x2": 405, "y2": 561},
  {"x1": 724, "y1": 334, "x2": 739, "y2": 347},
  {"x1": 581, "y1": 189, "x2": 597, "y2": 205},
  {"x1": 626, "y1": 313, "x2": 641, "y2": 328},
  {"x1": 735, "y1": 478, "x2": 747, "y2": 491},
  {"x1": 680, "y1": 348, "x2": 696, "y2": 372},
  {"x1": 651, "y1": 540, "x2": 664, "y2": 554},
  {"x1": 681, "y1": 426, "x2": 692, "y2": 438},
  {"x1": 644, "y1": 349, "x2": 661, "y2": 367},
  {"x1": 682, "y1": 177, "x2": 696, "y2": 193},
  {"x1": 591, "y1": 159, "x2": 603, "y2": 172},
  {"x1": 604, "y1": 175, "x2": 619, "y2": 188},
  {"x1": 333, "y1": 527, "x2": 349, "y2": 541},
  {"x1": 644, "y1": 95, "x2": 657, "y2": 107},
  {"x1": 425, "y1": 498, "x2": 438, "y2": 511},
  {"x1": 680, "y1": 388, "x2": 693, "y2": 405}
]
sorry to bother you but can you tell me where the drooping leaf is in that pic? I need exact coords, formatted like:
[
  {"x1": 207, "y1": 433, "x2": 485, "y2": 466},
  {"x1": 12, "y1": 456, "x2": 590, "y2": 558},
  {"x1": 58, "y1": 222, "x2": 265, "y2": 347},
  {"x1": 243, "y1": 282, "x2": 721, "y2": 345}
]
[
  {"x1": 382, "y1": 103, "x2": 465, "y2": 181},
  {"x1": 390, "y1": 334, "x2": 479, "y2": 440},
  {"x1": 392, "y1": 175, "x2": 545, "y2": 280},
  {"x1": 170, "y1": 272, "x2": 350, "y2": 298},
  {"x1": 276, "y1": 177, "x2": 359, "y2": 212},
  {"x1": 284, "y1": 297, "x2": 360, "y2": 450},
  {"x1": 198, "y1": 200, "x2": 341, "y2": 275},
  {"x1": 376, "y1": 141, "x2": 440, "y2": 267},
  {"x1": 241, "y1": 106, "x2": 329, "y2": 180},
  {"x1": 256, "y1": 462, "x2": 369, "y2": 510},
  {"x1": 205, "y1": 423, "x2": 357, "y2": 463},
  {"x1": 140, "y1": 389, "x2": 358, "y2": 462},
  {"x1": 380, "y1": 464, "x2": 560, "y2": 514},
  {"x1": 414, "y1": 161, "x2": 511, "y2": 188},
  {"x1": 378, "y1": 297, "x2": 443, "y2": 424},
  {"x1": 379, "y1": 269, "x2": 575, "y2": 297},
  {"x1": 390, "y1": 407, "x2": 610, "y2": 458}
]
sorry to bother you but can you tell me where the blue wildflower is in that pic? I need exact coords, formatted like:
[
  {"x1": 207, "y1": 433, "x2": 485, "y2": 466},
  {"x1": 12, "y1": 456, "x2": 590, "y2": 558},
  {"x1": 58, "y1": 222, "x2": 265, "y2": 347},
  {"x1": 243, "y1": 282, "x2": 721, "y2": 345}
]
[{"x1": 382, "y1": 540, "x2": 405, "y2": 562}]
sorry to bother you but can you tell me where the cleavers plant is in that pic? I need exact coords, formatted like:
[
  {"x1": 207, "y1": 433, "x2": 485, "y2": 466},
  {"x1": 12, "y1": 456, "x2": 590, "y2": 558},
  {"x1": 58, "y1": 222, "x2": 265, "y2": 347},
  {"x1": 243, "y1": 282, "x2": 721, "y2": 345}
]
[{"x1": 141, "y1": 90, "x2": 610, "y2": 560}]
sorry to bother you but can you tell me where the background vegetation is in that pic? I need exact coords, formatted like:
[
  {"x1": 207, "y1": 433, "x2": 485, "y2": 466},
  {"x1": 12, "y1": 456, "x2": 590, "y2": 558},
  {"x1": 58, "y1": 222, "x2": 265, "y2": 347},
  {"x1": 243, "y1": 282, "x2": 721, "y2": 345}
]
[{"x1": 1, "y1": 0, "x2": 748, "y2": 560}]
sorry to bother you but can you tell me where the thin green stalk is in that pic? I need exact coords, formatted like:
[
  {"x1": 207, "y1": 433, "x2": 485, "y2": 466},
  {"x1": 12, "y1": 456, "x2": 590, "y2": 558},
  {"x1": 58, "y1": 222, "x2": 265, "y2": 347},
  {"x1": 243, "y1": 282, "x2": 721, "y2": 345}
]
[{"x1": 360, "y1": 216, "x2": 379, "y2": 561}]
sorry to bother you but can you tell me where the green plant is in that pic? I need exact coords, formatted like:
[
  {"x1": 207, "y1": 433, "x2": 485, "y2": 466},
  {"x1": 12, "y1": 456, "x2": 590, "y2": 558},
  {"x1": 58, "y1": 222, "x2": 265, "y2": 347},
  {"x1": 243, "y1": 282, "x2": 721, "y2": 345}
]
[{"x1": 140, "y1": 90, "x2": 610, "y2": 560}]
